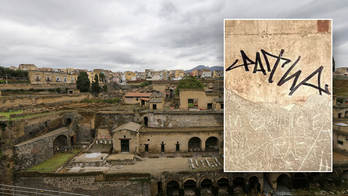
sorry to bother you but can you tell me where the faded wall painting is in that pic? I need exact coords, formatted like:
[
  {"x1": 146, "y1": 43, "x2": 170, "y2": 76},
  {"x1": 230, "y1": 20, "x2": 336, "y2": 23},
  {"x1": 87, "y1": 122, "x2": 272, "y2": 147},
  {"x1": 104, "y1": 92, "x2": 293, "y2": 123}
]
[{"x1": 224, "y1": 20, "x2": 332, "y2": 171}]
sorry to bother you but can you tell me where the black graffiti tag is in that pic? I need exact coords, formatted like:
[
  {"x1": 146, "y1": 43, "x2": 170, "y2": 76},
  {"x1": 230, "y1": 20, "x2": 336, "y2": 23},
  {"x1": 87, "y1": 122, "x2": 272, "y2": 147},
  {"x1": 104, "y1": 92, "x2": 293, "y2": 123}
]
[{"x1": 225, "y1": 49, "x2": 330, "y2": 96}]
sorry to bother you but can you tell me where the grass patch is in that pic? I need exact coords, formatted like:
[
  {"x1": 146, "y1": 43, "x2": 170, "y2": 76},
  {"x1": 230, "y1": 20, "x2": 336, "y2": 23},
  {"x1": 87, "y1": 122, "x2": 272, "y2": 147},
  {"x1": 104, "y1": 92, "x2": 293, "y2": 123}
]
[
  {"x1": 27, "y1": 149, "x2": 80, "y2": 173},
  {"x1": 0, "y1": 110, "x2": 25, "y2": 119}
]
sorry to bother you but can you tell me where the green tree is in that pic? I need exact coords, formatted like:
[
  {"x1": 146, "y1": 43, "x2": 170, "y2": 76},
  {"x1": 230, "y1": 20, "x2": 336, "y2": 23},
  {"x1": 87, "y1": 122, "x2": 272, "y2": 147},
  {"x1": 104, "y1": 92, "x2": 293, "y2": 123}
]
[
  {"x1": 99, "y1": 73, "x2": 105, "y2": 82},
  {"x1": 103, "y1": 85, "x2": 108, "y2": 92},
  {"x1": 140, "y1": 81, "x2": 152, "y2": 87},
  {"x1": 76, "y1": 72, "x2": 90, "y2": 92},
  {"x1": 333, "y1": 57, "x2": 335, "y2": 72},
  {"x1": 175, "y1": 75, "x2": 204, "y2": 95},
  {"x1": 91, "y1": 74, "x2": 101, "y2": 96}
]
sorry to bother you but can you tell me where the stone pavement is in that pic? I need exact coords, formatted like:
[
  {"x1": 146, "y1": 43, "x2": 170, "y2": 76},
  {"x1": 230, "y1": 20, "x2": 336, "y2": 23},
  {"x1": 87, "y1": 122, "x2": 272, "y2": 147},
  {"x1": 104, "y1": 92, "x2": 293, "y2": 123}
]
[{"x1": 107, "y1": 156, "x2": 223, "y2": 175}]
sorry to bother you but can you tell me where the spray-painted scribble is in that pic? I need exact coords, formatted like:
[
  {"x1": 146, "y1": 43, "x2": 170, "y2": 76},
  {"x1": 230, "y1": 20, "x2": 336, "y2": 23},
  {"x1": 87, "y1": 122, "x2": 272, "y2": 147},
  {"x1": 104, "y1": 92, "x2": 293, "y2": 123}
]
[{"x1": 226, "y1": 49, "x2": 330, "y2": 96}]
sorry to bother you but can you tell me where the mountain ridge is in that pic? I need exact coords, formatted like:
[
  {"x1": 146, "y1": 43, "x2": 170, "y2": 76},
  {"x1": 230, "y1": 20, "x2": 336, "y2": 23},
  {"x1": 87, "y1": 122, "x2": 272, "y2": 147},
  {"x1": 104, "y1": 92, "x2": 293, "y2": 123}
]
[{"x1": 186, "y1": 65, "x2": 223, "y2": 72}]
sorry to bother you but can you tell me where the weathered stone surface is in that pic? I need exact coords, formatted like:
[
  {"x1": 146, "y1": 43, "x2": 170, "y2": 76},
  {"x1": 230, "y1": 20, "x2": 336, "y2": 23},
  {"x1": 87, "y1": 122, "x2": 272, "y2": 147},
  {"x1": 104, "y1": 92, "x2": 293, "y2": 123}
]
[
  {"x1": 147, "y1": 111, "x2": 223, "y2": 128},
  {"x1": 15, "y1": 177, "x2": 151, "y2": 196},
  {"x1": 224, "y1": 20, "x2": 332, "y2": 172},
  {"x1": 14, "y1": 127, "x2": 71, "y2": 170}
]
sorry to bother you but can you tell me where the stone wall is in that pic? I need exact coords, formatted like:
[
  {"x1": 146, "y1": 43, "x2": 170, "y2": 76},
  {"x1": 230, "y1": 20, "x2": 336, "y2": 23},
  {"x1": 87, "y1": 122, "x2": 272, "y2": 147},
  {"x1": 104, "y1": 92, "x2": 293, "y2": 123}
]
[
  {"x1": 0, "y1": 93, "x2": 90, "y2": 109},
  {"x1": 0, "y1": 112, "x2": 65, "y2": 144},
  {"x1": 15, "y1": 176, "x2": 151, "y2": 196},
  {"x1": 146, "y1": 111, "x2": 223, "y2": 128},
  {"x1": 224, "y1": 20, "x2": 332, "y2": 171},
  {"x1": 95, "y1": 111, "x2": 135, "y2": 130},
  {"x1": 152, "y1": 171, "x2": 264, "y2": 196},
  {"x1": 139, "y1": 128, "x2": 223, "y2": 153},
  {"x1": 14, "y1": 127, "x2": 71, "y2": 170},
  {"x1": 0, "y1": 83, "x2": 76, "y2": 90}
]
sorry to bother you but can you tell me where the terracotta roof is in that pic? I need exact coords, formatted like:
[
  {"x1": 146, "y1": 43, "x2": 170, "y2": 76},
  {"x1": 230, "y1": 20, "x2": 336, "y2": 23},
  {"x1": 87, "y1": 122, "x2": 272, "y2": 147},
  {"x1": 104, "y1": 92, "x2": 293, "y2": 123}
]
[
  {"x1": 140, "y1": 98, "x2": 150, "y2": 101},
  {"x1": 161, "y1": 91, "x2": 169, "y2": 95},
  {"x1": 125, "y1": 93, "x2": 152, "y2": 97}
]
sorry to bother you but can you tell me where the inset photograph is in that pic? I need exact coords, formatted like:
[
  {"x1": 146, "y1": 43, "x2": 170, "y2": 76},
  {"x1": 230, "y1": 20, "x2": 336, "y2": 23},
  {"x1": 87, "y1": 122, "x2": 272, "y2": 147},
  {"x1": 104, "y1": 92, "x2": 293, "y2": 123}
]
[{"x1": 224, "y1": 19, "x2": 332, "y2": 172}]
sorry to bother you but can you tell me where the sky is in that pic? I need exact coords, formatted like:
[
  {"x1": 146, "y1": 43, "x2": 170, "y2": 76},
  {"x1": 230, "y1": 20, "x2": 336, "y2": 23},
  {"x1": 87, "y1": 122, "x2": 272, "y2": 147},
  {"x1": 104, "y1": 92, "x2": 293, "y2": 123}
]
[{"x1": 0, "y1": 0, "x2": 347, "y2": 72}]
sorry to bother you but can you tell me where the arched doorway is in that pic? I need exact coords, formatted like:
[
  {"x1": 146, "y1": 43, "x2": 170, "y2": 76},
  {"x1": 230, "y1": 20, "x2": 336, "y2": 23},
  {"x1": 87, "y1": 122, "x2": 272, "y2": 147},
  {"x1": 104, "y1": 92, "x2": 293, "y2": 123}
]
[
  {"x1": 70, "y1": 131, "x2": 76, "y2": 145},
  {"x1": 65, "y1": 118, "x2": 72, "y2": 125},
  {"x1": 144, "y1": 117, "x2": 148, "y2": 127},
  {"x1": 309, "y1": 173, "x2": 321, "y2": 188},
  {"x1": 277, "y1": 174, "x2": 292, "y2": 190},
  {"x1": 326, "y1": 172, "x2": 339, "y2": 186},
  {"x1": 201, "y1": 179, "x2": 213, "y2": 195},
  {"x1": 184, "y1": 180, "x2": 196, "y2": 195},
  {"x1": 53, "y1": 135, "x2": 68, "y2": 154},
  {"x1": 217, "y1": 178, "x2": 229, "y2": 195},
  {"x1": 339, "y1": 113, "x2": 342, "y2": 118},
  {"x1": 345, "y1": 111, "x2": 348, "y2": 118},
  {"x1": 166, "y1": 180, "x2": 180, "y2": 196},
  {"x1": 233, "y1": 177, "x2": 245, "y2": 194},
  {"x1": 188, "y1": 137, "x2": 201, "y2": 152},
  {"x1": 205, "y1": 136, "x2": 219, "y2": 151},
  {"x1": 249, "y1": 176, "x2": 260, "y2": 193},
  {"x1": 342, "y1": 170, "x2": 348, "y2": 181},
  {"x1": 293, "y1": 173, "x2": 307, "y2": 189}
]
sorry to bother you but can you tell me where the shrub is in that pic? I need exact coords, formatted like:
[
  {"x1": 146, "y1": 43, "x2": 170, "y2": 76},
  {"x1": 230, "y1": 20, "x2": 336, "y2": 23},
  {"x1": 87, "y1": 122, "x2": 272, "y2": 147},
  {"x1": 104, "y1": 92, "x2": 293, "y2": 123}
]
[
  {"x1": 80, "y1": 98, "x2": 121, "y2": 104},
  {"x1": 140, "y1": 81, "x2": 152, "y2": 87}
]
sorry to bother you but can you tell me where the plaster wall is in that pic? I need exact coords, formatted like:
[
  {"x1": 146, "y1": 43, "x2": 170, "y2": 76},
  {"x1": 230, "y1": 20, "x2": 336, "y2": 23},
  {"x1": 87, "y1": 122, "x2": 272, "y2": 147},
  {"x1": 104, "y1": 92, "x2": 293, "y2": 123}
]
[
  {"x1": 139, "y1": 129, "x2": 222, "y2": 153},
  {"x1": 179, "y1": 89, "x2": 219, "y2": 109},
  {"x1": 224, "y1": 20, "x2": 332, "y2": 171}
]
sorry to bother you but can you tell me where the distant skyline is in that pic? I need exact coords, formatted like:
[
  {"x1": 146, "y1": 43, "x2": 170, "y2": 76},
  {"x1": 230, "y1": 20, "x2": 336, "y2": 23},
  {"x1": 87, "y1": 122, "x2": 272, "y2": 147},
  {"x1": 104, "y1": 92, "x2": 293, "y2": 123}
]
[{"x1": 0, "y1": 0, "x2": 347, "y2": 72}]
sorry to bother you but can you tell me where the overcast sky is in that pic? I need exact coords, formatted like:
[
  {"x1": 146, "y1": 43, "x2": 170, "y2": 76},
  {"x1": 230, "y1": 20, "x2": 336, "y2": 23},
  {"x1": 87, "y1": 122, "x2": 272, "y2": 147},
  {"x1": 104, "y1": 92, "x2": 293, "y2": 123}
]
[{"x1": 0, "y1": 0, "x2": 346, "y2": 72}]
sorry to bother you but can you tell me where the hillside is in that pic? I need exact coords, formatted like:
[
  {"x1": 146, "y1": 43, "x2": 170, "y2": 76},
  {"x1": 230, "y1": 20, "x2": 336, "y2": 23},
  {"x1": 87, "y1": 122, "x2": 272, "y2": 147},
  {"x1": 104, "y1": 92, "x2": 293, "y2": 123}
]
[{"x1": 186, "y1": 65, "x2": 223, "y2": 73}]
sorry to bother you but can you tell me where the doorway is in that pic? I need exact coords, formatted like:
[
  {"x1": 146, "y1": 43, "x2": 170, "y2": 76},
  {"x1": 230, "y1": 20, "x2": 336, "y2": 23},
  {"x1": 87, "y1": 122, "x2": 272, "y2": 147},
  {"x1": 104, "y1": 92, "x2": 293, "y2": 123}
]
[
  {"x1": 161, "y1": 142, "x2": 165, "y2": 153},
  {"x1": 121, "y1": 140, "x2": 129, "y2": 153}
]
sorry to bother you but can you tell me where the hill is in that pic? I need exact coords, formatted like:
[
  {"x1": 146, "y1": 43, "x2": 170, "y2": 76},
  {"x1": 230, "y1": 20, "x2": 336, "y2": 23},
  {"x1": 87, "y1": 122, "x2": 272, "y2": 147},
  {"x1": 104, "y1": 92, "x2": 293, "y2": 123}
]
[{"x1": 186, "y1": 65, "x2": 223, "y2": 73}]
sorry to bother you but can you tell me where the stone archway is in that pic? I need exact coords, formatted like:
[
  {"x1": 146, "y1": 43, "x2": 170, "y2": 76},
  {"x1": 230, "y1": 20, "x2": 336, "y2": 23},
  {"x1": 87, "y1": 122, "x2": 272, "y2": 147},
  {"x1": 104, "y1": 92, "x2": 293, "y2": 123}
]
[
  {"x1": 233, "y1": 177, "x2": 245, "y2": 194},
  {"x1": 184, "y1": 180, "x2": 196, "y2": 195},
  {"x1": 166, "y1": 180, "x2": 180, "y2": 196},
  {"x1": 309, "y1": 173, "x2": 322, "y2": 188},
  {"x1": 277, "y1": 174, "x2": 292, "y2": 190},
  {"x1": 342, "y1": 170, "x2": 348, "y2": 181},
  {"x1": 205, "y1": 136, "x2": 219, "y2": 151},
  {"x1": 293, "y1": 173, "x2": 307, "y2": 189},
  {"x1": 217, "y1": 178, "x2": 229, "y2": 195},
  {"x1": 326, "y1": 172, "x2": 339, "y2": 186},
  {"x1": 249, "y1": 176, "x2": 260, "y2": 193},
  {"x1": 65, "y1": 118, "x2": 72, "y2": 125},
  {"x1": 201, "y1": 179, "x2": 213, "y2": 195},
  {"x1": 188, "y1": 137, "x2": 202, "y2": 152},
  {"x1": 53, "y1": 135, "x2": 68, "y2": 154}
]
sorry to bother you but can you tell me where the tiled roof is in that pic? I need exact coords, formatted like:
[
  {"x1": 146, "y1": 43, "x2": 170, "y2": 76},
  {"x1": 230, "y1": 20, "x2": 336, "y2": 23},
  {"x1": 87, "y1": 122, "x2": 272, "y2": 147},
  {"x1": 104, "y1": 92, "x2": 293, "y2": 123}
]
[
  {"x1": 125, "y1": 93, "x2": 152, "y2": 97},
  {"x1": 149, "y1": 98, "x2": 163, "y2": 103},
  {"x1": 140, "y1": 98, "x2": 150, "y2": 101},
  {"x1": 112, "y1": 122, "x2": 142, "y2": 133}
]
